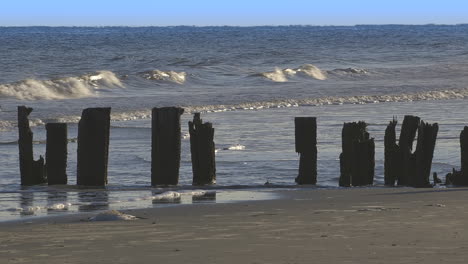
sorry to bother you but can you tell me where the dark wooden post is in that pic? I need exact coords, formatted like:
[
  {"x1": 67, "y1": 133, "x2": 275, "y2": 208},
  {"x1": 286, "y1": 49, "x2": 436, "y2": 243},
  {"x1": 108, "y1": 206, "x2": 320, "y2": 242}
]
[
  {"x1": 411, "y1": 121, "x2": 438, "y2": 187},
  {"x1": 189, "y1": 113, "x2": 216, "y2": 185},
  {"x1": 294, "y1": 117, "x2": 317, "y2": 185},
  {"x1": 460, "y1": 127, "x2": 468, "y2": 184},
  {"x1": 339, "y1": 121, "x2": 374, "y2": 187},
  {"x1": 355, "y1": 138, "x2": 375, "y2": 186},
  {"x1": 46, "y1": 123, "x2": 68, "y2": 185},
  {"x1": 151, "y1": 107, "x2": 184, "y2": 186},
  {"x1": 446, "y1": 127, "x2": 468, "y2": 185},
  {"x1": 77, "y1": 108, "x2": 111, "y2": 186},
  {"x1": 18, "y1": 106, "x2": 46, "y2": 185},
  {"x1": 384, "y1": 118, "x2": 398, "y2": 186},
  {"x1": 397, "y1": 115, "x2": 420, "y2": 186}
]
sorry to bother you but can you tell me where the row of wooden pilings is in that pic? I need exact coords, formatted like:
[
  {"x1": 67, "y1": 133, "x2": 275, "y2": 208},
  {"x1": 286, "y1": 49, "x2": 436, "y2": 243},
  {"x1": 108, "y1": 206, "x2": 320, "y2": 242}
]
[{"x1": 17, "y1": 105, "x2": 468, "y2": 187}]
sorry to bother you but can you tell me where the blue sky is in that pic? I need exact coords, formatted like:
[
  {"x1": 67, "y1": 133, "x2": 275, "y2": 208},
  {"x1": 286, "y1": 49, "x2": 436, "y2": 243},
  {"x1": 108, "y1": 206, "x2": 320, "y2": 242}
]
[{"x1": 0, "y1": 0, "x2": 466, "y2": 26}]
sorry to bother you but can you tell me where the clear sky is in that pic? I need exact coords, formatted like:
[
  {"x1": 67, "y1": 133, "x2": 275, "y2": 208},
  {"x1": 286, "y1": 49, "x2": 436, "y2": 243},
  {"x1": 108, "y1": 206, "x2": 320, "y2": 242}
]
[{"x1": 0, "y1": 0, "x2": 466, "y2": 26}]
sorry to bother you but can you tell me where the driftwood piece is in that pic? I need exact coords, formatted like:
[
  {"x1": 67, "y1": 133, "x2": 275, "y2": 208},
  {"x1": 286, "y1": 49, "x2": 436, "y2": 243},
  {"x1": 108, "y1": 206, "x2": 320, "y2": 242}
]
[
  {"x1": 18, "y1": 106, "x2": 46, "y2": 185},
  {"x1": 294, "y1": 117, "x2": 317, "y2": 185},
  {"x1": 46, "y1": 123, "x2": 68, "y2": 185},
  {"x1": 189, "y1": 113, "x2": 216, "y2": 185},
  {"x1": 151, "y1": 107, "x2": 184, "y2": 186},
  {"x1": 77, "y1": 108, "x2": 111, "y2": 186},
  {"x1": 339, "y1": 121, "x2": 374, "y2": 187}
]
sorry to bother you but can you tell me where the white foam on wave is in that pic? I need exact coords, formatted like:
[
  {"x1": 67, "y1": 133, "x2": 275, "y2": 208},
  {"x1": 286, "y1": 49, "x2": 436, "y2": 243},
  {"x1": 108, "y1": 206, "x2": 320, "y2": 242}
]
[
  {"x1": 0, "y1": 71, "x2": 123, "y2": 100},
  {"x1": 151, "y1": 191, "x2": 181, "y2": 201},
  {"x1": 142, "y1": 70, "x2": 187, "y2": 84},
  {"x1": 225, "y1": 144, "x2": 246, "y2": 150},
  {"x1": 296, "y1": 64, "x2": 328, "y2": 80},
  {"x1": 261, "y1": 68, "x2": 289, "y2": 82},
  {"x1": 260, "y1": 64, "x2": 327, "y2": 82},
  {"x1": 47, "y1": 203, "x2": 72, "y2": 210},
  {"x1": 2, "y1": 88, "x2": 468, "y2": 132},
  {"x1": 6, "y1": 202, "x2": 72, "y2": 215}
]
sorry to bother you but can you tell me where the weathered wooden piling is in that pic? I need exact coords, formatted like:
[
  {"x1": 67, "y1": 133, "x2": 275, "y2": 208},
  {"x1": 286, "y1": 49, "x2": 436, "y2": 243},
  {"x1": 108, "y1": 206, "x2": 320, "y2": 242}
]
[
  {"x1": 411, "y1": 121, "x2": 438, "y2": 187},
  {"x1": 460, "y1": 127, "x2": 468, "y2": 184},
  {"x1": 151, "y1": 107, "x2": 184, "y2": 186},
  {"x1": 446, "y1": 127, "x2": 468, "y2": 186},
  {"x1": 294, "y1": 117, "x2": 317, "y2": 185},
  {"x1": 339, "y1": 121, "x2": 375, "y2": 187},
  {"x1": 76, "y1": 108, "x2": 111, "y2": 186},
  {"x1": 397, "y1": 115, "x2": 420, "y2": 186},
  {"x1": 384, "y1": 118, "x2": 398, "y2": 186},
  {"x1": 385, "y1": 115, "x2": 439, "y2": 187},
  {"x1": 18, "y1": 106, "x2": 46, "y2": 185},
  {"x1": 189, "y1": 113, "x2": 216, "y2": 185},
  {"x1": 46, "y1": 123, "x2": 68, "y2": 185}
]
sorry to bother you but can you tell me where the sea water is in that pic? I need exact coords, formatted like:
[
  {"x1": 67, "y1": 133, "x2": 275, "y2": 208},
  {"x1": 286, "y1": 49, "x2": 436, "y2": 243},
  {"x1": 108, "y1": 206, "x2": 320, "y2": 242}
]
[{"x1": 1, "y1": 25, "x2": 468, "y2": 220}]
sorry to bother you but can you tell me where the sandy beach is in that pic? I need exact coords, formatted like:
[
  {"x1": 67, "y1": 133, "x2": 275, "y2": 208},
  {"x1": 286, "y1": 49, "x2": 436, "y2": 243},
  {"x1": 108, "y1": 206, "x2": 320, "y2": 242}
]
[{"x1": 1, "y1": 187, "x2": 468, "y2": 263}]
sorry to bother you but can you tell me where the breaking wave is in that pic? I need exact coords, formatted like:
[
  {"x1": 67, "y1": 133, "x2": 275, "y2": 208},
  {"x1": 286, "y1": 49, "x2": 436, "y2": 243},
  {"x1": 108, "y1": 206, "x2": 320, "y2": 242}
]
[
  {"x1": 0, "y1": 71, "x2": 123, "y2": 100},
  {"x1": 260, "y1": 64, "x2": 327, "y2": 82},
  {"x1": 141, "y1": 70, "x2": 187, "y2": 84}
]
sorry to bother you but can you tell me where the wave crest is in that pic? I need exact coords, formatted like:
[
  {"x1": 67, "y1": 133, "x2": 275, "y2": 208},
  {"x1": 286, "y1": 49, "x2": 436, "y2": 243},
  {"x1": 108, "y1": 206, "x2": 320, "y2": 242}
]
[
  {"x1": 0, "y1": 71, "x2": 123, "y2": 100},
  {"x1": 141, "y1": 70, "x2": 186, "y2": 84},
  {"x1": 260, "y1": 64, "x2": 327, "y2": 82}
]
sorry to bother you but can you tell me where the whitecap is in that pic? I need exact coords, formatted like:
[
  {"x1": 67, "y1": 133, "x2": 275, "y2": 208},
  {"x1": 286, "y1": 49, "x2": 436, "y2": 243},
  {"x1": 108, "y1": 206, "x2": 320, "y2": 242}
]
[
  {"x1": 0, "y1": 71, "x2": 123, "y2": 100},
  {"x1": 142, "y1": 70, "x2": 187, "y2": 84}
]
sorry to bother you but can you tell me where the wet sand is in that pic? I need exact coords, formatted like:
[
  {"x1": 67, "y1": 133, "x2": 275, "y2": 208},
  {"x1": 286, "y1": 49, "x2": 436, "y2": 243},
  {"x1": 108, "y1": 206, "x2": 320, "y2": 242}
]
[{"x1": 1, "y1": 187, "x2": 468, "y2": 263}]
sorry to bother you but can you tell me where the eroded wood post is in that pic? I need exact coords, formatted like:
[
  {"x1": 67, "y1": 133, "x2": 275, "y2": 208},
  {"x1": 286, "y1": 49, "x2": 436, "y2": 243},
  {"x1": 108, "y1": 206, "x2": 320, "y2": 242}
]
[
  {"x1": 189, "y1": 113, "x2": 216, "y2": 185},
  {"x1": 18, "y1": 106, "x2": 46, "y2": 185},
  {"x1": 384, "y1": 118, "x2": 398, "y2": 186},
  {"x1": 152, "y1": 107, "x2": 184, "y2": 186},
  {"x1": 411, "y1": 121, "x2": 438, "y2": 187},
  {"x1": 46, "y1": 123, "x2": 68, "y2": 185},
  {"x1": 397, "y1": 115, "x2": 420, "y2": 186},
  {"x1": 294, "y1": 117, "x2": 317, "y2": 185},
  {"x1": 460, "y1": 127, "x2": 468, "y2": 184},
  {"x1": 339, "y1": 121, "x2": 374, "y2": 187},
  {"x1": 77, "y1": 108, "x2": 111, "y2": 186},
  {"x1": 446, "y1": 127, "x2": 468, "y2": 185}
]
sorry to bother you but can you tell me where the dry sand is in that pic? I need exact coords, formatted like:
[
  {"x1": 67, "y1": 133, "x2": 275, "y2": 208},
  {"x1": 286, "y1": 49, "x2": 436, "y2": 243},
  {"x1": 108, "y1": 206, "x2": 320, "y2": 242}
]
[{"x1": 1, "y1": 187, "x2": 468, "y2": 263}]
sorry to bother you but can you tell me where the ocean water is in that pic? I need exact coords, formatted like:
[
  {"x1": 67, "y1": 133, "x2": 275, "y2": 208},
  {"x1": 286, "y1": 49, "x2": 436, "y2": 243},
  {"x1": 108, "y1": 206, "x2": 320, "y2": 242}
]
[{"x1": 1, "y1": 25, "x2": 468, "y2": 220}]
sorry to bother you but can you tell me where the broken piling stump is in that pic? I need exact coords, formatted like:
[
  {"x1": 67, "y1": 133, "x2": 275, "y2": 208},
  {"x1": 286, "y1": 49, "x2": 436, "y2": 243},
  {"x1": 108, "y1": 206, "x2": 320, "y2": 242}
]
[
  {"x1": 384, "y1": 115, "x2": 438, "y2": 187},
  {"x1": 17, "y1": 106, "x2": 46, "y2": 185},
  {"x1": 46, "y1": 123, "x2": 68, "y2": 185},
  {"x1": 397, "y1": 115, "x2": 420, "y2": 186},
  {"x1": 294, "y1": 117, "x2": 317, "y2": 185},
  {"x1": 384, "y1": 118, "x2": 398, "y2": 186},
  {"x1": 151, "y1": 107, "x2": 184, "y2": 186},
  {"x1": 446, "y1": 127, "x2": 468, "y2": 186},
  {"x1": 411, "y1": 121, "x2": 438, "y2": 187},
  {"x1": 77, "y1": 108, "x2": 111, "y2": 186},
  {"x1": 189, "y1": 113, "x2": 216, "y2": 185},
  {"x1": 339, "y1": 121, "x2": 375, "y2": 187}
]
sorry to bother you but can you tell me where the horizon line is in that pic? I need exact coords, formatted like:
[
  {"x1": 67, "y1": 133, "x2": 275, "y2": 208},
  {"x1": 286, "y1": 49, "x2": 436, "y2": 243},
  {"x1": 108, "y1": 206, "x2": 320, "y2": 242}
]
[{"x1": 0, "y1": 23, "x2": 467, "y2": 28}]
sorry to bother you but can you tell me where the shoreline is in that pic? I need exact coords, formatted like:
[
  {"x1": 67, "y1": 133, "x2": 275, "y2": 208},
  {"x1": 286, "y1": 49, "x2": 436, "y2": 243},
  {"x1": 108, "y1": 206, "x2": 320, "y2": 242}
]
[
  {"x1": 0, "y1": 184, "x2": 446, "y2": 223},
  {"x1": 2, "y1": 187, "x2": 468, "y2": 263}
]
